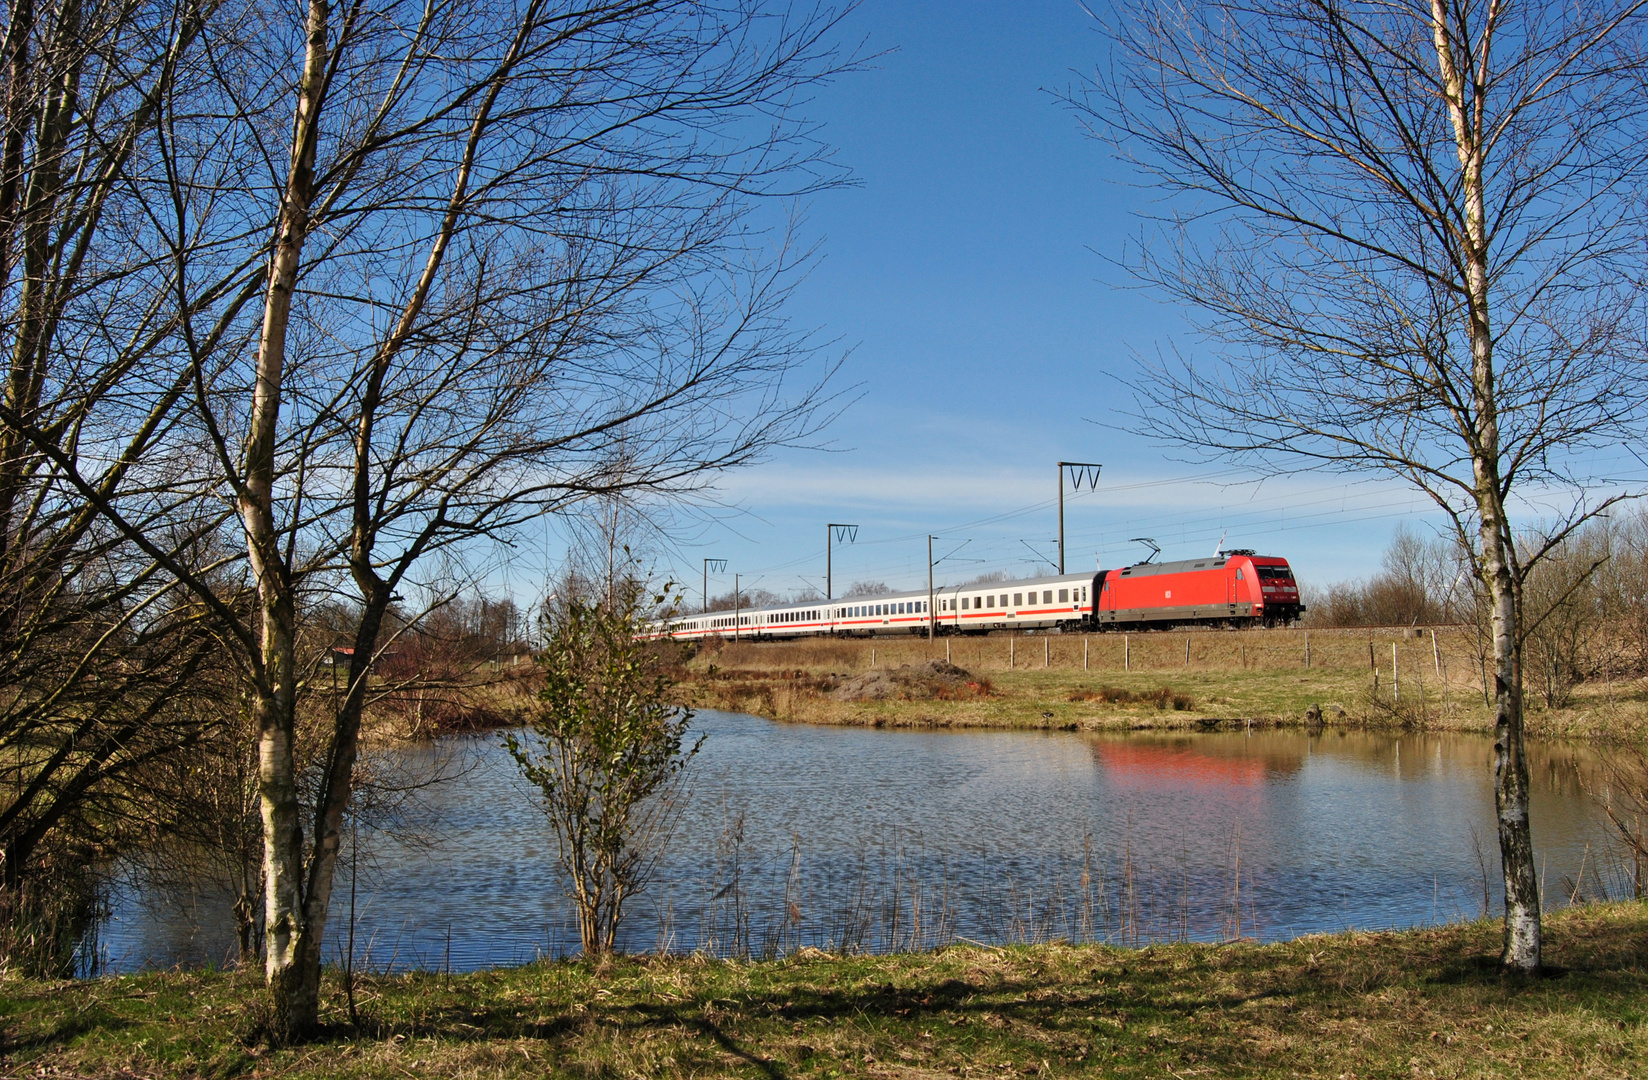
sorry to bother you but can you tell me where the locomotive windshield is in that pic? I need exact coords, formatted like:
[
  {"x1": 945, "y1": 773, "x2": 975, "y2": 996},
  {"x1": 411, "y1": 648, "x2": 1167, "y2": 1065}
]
[{"x1": 1256, "y1": 565, "x2": 1294, "y2": 580}]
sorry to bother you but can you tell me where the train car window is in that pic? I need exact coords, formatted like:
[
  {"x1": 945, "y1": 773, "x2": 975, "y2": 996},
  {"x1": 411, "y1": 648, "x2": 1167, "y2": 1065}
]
[
  {"x1": 1043, "y1": 590, "x2": 1052, "y2": 604},
  {"x1": 1058, "y1": 589, "x2": 1068, "y2": 602},
  {"x1": 1081, "y1": 587, "x2": 1087, "y2": 601},
  {"x1": 987, "y1": 595, "x2": 996, "y2": 607},
  {"x1": 1010, "y1": 593, "x2": 1020, "y2": 606},
  {"x1": 961, "y1": 597, "x2": 969, "y2": 610}
]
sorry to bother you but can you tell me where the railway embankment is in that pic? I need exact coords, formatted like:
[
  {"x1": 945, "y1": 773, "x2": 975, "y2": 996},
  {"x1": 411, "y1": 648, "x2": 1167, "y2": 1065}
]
[
  {"x1": 3, "y1": 900, "x2": 1643, "y2": 1078},
  {"x1": 673, "y1": 626, "x2": 1648, "y2": 741}
]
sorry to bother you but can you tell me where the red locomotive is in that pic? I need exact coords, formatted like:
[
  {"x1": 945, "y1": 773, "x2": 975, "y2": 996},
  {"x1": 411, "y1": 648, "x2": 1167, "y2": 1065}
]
[{"x1": 1093, "y1": 549, "x2": 1303, "y2": 628}]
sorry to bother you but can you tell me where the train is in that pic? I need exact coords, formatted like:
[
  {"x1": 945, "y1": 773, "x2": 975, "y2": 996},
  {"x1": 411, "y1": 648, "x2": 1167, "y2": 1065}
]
[{"x1": 652, "y1": 549, "x2": 1303, "y2": 641}]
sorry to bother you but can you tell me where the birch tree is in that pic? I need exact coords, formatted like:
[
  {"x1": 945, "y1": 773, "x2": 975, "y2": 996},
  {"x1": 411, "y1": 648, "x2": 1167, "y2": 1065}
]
[
  {"x1": 1075, "y1": 0, "x2": 1648, "y2": 971},
  {"x1": 0, "y1": 0, "x2": 850, "y2": 1035},
  {"x1": 0, "y1": 0, "x2": 245, "y2": 971}
]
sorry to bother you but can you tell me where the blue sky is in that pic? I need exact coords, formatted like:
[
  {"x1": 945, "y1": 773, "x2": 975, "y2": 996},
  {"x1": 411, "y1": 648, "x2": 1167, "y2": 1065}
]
[{"x1": 506, "y1": 0, "x2": 1638, "y2": 608}]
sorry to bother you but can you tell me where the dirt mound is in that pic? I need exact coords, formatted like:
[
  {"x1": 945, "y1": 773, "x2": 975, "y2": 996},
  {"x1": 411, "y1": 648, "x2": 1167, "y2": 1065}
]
[{"x1": 831, "y1": 659, "x2": 984, "y2": 702}]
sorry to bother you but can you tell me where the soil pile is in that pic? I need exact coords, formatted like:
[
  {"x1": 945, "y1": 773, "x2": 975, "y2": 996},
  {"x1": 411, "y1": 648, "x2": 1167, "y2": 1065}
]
[{"x1": 830, "y1": 659, "x2": 982, "y2": 702}]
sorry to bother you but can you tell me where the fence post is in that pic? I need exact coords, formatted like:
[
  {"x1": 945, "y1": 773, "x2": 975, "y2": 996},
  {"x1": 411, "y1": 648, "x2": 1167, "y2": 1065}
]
[
  {"x1": 1125, "y1": 633, "x2": 1131, "y2": 672},
  {"x1": 1185, "y1": 635, "x2": 1191, "y2": 667},
  {"x1": 1392, "y1": 641, "x2": 1399, "y2": 702},
  {"x1": 1432, "y1": 629, "x2": 1441, "y2": 675},
  {"x1": 946, "y1": 638, "x2": 951, "y2": 664},
  {"x1": 1010, "y1": 636, "x2": 1015, "y2": 669},
  {"x1": 1304, "y1": 631, "x2": 1310, "y2": 669},
  {"x1": 1044, "y1": 637, "x2": 1050, "y2": 668},
  {"x1": 1084, "y1": 637, "x2": 1089, "y2": 671}
]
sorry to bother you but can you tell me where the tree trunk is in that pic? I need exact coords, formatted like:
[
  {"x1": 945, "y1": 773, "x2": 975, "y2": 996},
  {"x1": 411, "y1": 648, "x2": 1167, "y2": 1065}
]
[
  {"x1": 243, "y1": 0, "x2": 332, "y2": 1037},
  {"x1": 1433, "y1": 0, "x2": 1540, "y2": 972}
]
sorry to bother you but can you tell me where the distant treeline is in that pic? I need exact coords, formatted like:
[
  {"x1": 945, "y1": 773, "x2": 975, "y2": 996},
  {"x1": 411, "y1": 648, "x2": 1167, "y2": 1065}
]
[{"x1": 1303, "y1": 515, "x2": 1648, "y2": 705}]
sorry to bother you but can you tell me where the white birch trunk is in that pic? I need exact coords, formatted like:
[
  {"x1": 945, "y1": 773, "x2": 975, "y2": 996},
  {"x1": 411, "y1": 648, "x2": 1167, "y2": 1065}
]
[
  {"x1": 1432, "y1": 0, "x2": 1541, "y2": 971},
  {"x1": 243, "y1": 0, "x2": 331, "y2": 1034}
]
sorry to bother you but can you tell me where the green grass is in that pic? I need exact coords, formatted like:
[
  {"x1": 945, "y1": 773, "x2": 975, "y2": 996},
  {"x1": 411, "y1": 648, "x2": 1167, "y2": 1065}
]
[
  {"x1": 678, "y1": 628, "x2": 1648, "y2": 739},
  {"x1": 682, "y1": 627, "x2": 1501, "y2": 732},
  {"x1": 4, "y1": 902, "x2": 1646, "y2": 1077}
]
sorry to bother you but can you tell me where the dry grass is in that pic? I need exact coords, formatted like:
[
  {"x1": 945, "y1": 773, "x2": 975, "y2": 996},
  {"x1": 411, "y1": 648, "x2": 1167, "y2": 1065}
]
[
  {"x1": 671, "y1": 627, "x2": 1648, "y2": 739},
  {"x1": 3, "y1": 901, "x2": 1645, "y2": 1078}
]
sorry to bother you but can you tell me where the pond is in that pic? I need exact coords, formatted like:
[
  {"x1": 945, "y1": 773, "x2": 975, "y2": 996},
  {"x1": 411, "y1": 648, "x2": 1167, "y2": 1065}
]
[{"x1": 94, "y1": 713, "x2": 1618, "y2": 972}]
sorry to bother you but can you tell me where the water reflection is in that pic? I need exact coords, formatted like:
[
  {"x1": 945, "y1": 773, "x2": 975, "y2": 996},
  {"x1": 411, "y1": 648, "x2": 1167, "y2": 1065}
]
[{"x1": 95, "y1": 714, "x2": 1616, "y2": 972}]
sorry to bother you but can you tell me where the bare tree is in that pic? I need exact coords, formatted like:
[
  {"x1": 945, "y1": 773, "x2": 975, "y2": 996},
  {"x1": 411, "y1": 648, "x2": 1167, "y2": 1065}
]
[
  {"x1": 1077, "y1": 0, "x2": 1648, "y2": 971},
  {"x1": 0, "y1": 0, "x2": 852, "y2": 1034},
  {"x1": 0, "y1": 0, "x2": 248, "y2": 973}
]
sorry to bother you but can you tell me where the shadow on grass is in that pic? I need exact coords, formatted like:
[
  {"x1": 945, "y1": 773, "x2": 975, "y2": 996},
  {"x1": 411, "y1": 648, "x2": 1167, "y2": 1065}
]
[{"x1": 0, "y1": 1009, "x2": 134, "y2": 1057}]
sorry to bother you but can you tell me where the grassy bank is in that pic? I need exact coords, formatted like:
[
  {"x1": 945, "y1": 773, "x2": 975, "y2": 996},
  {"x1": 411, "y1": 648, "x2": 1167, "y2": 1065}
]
[
  {"x1": 676, "y1": 627, "x2": 1648, "y2": 739},
  {"x1": 3, "y1": 902, "x2": 1644, "y2": 1078}
]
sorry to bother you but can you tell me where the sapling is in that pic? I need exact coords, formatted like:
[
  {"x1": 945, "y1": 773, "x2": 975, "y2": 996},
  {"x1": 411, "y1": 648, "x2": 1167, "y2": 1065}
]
[{"x1": 507, "y1": 581, "x2": 701, "y2": 957}]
